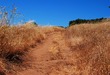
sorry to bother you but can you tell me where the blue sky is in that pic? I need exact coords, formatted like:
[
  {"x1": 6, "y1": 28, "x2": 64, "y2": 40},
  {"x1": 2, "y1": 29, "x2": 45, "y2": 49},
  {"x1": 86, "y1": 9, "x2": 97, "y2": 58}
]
[{"x1": 0, "y1": 0, "x2": 110, "y2": 27}]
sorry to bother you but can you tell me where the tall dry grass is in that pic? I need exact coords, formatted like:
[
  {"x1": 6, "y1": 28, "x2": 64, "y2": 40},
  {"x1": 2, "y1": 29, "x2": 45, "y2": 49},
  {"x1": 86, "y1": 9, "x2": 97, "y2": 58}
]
[
  {"x1": 48, "y1": 22, "x2": 110, "y2": 75},
  {"x1": 65, "y1": 22, "x2": 110, "y2": 75},
  {"x1": 0, "y1": 24, "x2": 46, "y2": 74},
  {"x1": 0, "y1": 24, "x2": 65, "y2": 74},
  {"x1": 0, "y1": 22, "x2": 109, "y2": 75},
  {"x1": 0, "y1": 25, "x2": 45, "y2": 56}
]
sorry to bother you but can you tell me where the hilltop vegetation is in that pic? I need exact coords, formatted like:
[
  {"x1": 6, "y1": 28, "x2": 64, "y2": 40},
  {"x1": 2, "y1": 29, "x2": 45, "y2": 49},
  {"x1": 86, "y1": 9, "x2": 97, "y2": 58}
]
[
  {"x1": 69, "y1": 17, "x2": 107, "y2": 26},
  {"x1": 0, "y1": 21, "x2": 109, "y2": 75}
]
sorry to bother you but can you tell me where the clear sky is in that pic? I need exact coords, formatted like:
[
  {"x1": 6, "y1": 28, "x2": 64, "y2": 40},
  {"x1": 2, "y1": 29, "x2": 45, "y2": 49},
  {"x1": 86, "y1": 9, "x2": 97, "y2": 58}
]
[{"x1": 0, "y1": 0, "x2": 110, "y2": 27}]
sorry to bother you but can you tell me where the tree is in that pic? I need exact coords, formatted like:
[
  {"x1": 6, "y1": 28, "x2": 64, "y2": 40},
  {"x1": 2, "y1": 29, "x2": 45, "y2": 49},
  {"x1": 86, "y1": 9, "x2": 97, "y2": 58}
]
[{"x1": 69, "y1": 18, "x2": 106, "y2": 27}]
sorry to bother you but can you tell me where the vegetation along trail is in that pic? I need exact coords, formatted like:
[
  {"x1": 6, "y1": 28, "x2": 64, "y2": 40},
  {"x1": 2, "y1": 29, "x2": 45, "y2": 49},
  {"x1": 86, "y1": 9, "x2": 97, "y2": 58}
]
[{"x1": 0, "y1": 21, "x2": 110, "y2": 75}]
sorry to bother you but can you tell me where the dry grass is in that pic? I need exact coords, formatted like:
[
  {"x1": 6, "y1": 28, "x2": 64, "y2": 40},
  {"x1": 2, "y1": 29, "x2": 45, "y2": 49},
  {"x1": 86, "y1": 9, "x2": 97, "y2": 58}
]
[
  {"x1": 0, "y1": 22, "x2": 110, "y2": 75},
  {"x1": 45, "y1": 22, "x2": 110, "y2": 75},
  {"x1": 0, "y1": 25, "x2": 46, "y2": 74},
  {"x1": 40, "y1": 26, "x2": 65, "y2": 34},
  {"x1": 65, "y1": 22, "x2": 110, "y2": 75},
  {"x1": 0, "y1": 25, "x2": 44, "y2": 56},
  {"x1": 0, "y1": 24, "x2": 65, "y2": 74}
]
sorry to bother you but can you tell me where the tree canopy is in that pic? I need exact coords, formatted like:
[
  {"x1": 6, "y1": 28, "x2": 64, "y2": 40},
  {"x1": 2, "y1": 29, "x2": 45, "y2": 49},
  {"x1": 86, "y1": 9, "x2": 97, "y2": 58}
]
[{"x1": 69, "y1": 18, "x2": 107, "y2": 27}]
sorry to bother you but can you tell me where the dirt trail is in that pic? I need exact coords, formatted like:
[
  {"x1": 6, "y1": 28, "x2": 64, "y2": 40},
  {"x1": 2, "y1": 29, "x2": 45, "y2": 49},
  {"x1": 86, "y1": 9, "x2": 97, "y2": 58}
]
[
  {"x1": 11, "y1": 27, "x2": 110, "y2": 75},
  {"x1": 3, "y1": 23, "x2": 110, "y2": 75},
  {"x1": 16, "y1": 30, "x2": 74, "y2": 75}
]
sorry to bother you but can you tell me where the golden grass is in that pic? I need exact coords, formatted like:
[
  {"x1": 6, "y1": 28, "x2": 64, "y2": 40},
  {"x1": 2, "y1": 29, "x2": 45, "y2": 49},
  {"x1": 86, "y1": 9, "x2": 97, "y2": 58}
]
[
  {"x1": 0, "y1": 25, "x2": 45, "y2": 56},
  {"x1": 0, "y1": 22, "x2": 110, "y2": 75},
  {"x1": 38, "y1": 26, "x2": 65, "y2": 38},
  {"x1": 0, "y1": 25, "x2": 46, "y2": 74},
  {"x1": 46, "y1": 22, "x2": 110, "y2": 75},
  {"x1": 0, "y1": 24, "x2": 65, "y2": 74},
  {"x1": 65, "y1": 22, "x2": 110, "y2": 75}
]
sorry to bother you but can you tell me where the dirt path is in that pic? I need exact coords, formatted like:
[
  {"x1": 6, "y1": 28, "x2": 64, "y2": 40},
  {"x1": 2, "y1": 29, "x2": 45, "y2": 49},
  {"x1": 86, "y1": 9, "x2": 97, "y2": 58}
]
[{"x1": 16, "y1": 30, "x2": 74, "y2": 75}]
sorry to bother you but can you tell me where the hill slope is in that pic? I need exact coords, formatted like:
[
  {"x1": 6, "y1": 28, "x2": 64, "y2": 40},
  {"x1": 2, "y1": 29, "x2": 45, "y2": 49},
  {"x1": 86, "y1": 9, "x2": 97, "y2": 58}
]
[{"x1": 0, "y1": 22, "x2": 110, "y2": 75}]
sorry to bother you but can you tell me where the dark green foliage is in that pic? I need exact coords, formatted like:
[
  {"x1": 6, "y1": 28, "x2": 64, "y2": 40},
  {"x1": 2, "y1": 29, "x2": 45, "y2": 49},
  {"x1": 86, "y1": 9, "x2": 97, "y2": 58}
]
[
  {"x1": 69, "y1": 18, "x2": 107, "y2": 27},
  {"x1": 31, "y1": 22, "x2": 38, "y2": 25}
]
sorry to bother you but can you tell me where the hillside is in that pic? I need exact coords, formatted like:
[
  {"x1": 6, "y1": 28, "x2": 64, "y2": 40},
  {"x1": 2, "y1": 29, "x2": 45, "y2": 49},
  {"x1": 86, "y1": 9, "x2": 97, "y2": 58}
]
[{"x1": 0, "y1": 22, "x2": 110, "y2": 75}]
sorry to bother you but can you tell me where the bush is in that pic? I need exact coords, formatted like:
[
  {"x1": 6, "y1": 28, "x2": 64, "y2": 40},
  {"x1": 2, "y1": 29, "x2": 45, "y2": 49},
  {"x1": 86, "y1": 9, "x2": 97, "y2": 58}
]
[{"x1": 69, "y1": 18, "x2": 107, "y2": 26}]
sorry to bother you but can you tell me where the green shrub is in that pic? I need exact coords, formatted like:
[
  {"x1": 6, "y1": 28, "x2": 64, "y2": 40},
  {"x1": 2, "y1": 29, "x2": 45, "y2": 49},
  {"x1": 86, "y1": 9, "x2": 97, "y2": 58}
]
[{"x1": 69, "y1": 18, "x2": 107, "y2": 26}]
